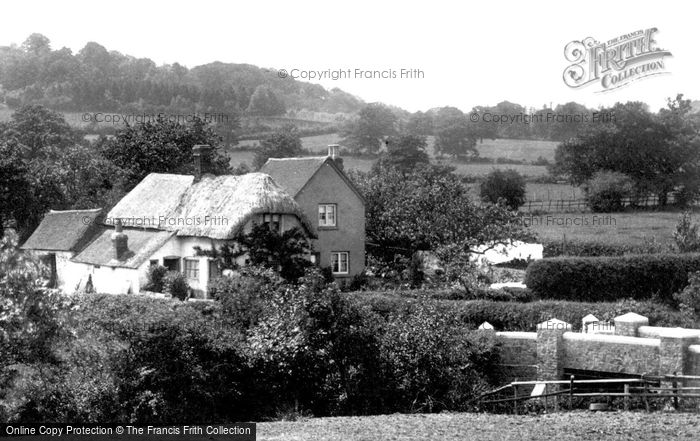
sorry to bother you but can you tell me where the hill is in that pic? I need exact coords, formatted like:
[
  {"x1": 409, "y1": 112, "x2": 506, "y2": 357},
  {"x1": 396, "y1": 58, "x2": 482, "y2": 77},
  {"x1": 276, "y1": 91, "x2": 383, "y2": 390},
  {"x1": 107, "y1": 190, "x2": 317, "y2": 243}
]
[{"x1": 0, "y1": 34, "x2": 365, "y2": 124}]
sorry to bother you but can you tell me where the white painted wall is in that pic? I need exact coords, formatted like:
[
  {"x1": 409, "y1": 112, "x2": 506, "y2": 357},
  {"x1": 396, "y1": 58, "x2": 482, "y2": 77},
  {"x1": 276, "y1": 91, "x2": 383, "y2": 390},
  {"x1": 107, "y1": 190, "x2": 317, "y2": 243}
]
[{"x1": 57, "y1": 214, "x2": 305, "y2": 297}]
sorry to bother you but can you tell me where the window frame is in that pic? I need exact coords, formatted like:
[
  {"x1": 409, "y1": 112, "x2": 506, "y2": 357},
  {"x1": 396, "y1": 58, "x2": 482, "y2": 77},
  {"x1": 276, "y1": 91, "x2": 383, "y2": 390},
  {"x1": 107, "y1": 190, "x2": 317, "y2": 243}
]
[
  {"x1": 183, "y1": 258, "x2": 200, "y2": 280},
  {"x1": 263, "y1": 213, "x2": 281, "y2": 232},
  {"x1": 318, "y1": 203, "x2": 337, "y2": 228},
  {"x1": 331, "y1": 251, "x2": 349, "y2": 275}
]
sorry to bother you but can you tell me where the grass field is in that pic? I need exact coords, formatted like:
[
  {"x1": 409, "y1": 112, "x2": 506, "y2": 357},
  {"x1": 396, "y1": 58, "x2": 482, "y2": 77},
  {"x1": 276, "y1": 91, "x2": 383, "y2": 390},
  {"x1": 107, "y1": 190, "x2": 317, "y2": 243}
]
[
  {"x1": 525, "y1": 209, "x2": 691, "y2": 246},
  {"x1": 257, "y1": 411, "x2": 700, "y2": 441}
]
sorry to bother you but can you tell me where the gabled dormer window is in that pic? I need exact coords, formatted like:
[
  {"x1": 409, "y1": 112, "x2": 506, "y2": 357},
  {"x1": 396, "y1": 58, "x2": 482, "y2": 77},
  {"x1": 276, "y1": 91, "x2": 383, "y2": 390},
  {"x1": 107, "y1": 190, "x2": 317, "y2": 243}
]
[{"x1": 318, "y1": 204, "x2": 337, "y2": 227}]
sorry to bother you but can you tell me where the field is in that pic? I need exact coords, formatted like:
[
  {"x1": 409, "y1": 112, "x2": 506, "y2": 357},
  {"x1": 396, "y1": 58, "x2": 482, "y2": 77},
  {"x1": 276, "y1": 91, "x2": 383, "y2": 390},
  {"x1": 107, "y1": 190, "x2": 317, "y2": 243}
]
[
  {"x1": 526, "y1": 209, "x2": 691, "y2": 246},
  {"x1": 257, "y1": 411, "x2": 700, "y2": 441}
]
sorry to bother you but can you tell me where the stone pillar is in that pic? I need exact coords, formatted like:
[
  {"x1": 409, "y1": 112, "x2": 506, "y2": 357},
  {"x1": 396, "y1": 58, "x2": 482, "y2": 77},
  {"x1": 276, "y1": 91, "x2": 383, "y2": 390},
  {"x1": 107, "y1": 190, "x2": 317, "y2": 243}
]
[
  {"x1": 614, "y1": 312, "x2": 648, "y2": 337},
  {"x1": 536, "y1": 318, "x2": 572, "y2": 380},
  {"x1": 659, "y1": 329, "x2": 699, "y2": 376}
]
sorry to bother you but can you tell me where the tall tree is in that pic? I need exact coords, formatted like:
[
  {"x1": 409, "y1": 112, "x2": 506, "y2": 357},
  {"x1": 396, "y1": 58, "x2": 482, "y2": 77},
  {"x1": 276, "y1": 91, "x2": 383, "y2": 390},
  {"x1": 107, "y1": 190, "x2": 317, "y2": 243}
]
[
  {"x1": 552, "y1": 96, "x2": 700, "y2": 205},
  {"x1": 99, "y1": 117, "x2": 231, "y2": 191},
  {"x1": 341, "y1": 103, "x2": 398, "y2": 155},
  {"x1": 433, "y1": 107, "x2": 477, "y2": 158},
  {"x1": 382, "y1": 134, "x2": 430, "y2": 172},
  {"x1": 253, "y1": 124, "x2": 303, "y2": 169}
]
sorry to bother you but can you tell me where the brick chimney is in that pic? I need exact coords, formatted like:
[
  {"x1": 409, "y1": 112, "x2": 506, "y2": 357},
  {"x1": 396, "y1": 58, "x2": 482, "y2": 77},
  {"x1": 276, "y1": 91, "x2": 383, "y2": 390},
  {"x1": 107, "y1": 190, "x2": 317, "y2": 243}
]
[
  {"x1": 327, "y1": 144, "x2": 343, "y2": 170},
  {"x1": 327, "y1": 144, "x2": 339, "y2": 159},
  {"x1": 111, "y1": 219, "x2": 129, "y2": 260},
  {"x1": 193, "y1": 144, "x2": 213, "y2": 181}
]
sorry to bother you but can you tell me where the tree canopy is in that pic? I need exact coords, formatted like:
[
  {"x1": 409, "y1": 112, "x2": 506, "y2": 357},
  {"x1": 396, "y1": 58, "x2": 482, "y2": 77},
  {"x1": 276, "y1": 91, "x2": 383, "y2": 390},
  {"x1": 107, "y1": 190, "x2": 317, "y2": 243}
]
[{"x1": 552, "y1": 95, "x2": 700, "y2": 205}]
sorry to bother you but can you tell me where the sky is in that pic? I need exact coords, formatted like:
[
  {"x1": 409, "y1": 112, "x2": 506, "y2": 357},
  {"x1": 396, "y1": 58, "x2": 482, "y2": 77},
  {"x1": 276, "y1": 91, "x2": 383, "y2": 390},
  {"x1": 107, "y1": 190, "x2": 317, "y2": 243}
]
[{"x1": 1, "y1": 0, "x2": 696, "y2": 113}]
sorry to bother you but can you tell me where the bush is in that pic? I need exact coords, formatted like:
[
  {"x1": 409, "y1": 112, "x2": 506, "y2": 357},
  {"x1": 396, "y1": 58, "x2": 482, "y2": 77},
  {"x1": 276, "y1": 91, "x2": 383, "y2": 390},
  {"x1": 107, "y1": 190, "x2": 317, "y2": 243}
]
[
  {"x1": 524, "y1": 253, "x2": 700, "y2": 303},
  {"x1": 377, "y1": 300, "x2": 502, "y2": 412},
  {"x1": 480, "y1": 169, "x2": 526, "y2": 209},
  {"x1": 207, "y1": 267, "x2": 285, "y2": 329},
  {"x1": 673, "y1": 210, "x2": 700, "y2": 252},
  {"x1": 584, "y1": 171, "x2": 635, "y2": 212},
  {"x1": 162, "y1": 271, "x2": 189, "y2": 300},
  {"x1": 674, "y1": 271, "x2": 700, "y2": 316},
  {"x1": 143, "y1": 265, "x2": 167, "y2": 293},
  {"x1": 542, "y1": 239, "x2": 666, "y2": 257}
]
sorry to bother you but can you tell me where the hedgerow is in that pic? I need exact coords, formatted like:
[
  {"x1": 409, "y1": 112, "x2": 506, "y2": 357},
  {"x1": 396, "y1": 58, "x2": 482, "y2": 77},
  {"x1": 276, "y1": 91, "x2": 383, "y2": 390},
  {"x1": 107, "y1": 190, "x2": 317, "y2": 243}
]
[{"x1": 524, "y1": 253, "x2": 700, "y2": 303}]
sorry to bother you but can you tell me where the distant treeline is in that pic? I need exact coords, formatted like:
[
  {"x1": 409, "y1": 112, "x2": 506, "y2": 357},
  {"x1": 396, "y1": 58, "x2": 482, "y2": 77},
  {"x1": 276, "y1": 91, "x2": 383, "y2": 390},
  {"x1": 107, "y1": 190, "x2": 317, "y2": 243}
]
[{"x1": 0, "y1": 34, "x2": 365, "y2": 118}]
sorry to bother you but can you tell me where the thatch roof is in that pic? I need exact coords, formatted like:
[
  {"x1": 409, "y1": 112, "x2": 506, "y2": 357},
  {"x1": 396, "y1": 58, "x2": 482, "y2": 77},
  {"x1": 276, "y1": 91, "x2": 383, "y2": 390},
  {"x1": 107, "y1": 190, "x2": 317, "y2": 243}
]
[
  {"x1": 260, "y1": 156, "x2": 365, "y2": 202},
  {"x1": 21, "y1": 208, "x2": 103, "y2": 252},
  {"x1": 107, "y1": 172, "x2": 314, "y2": 239},
  {"x1": 71, "y1": 227, "x2": 175, "y2": 269}
]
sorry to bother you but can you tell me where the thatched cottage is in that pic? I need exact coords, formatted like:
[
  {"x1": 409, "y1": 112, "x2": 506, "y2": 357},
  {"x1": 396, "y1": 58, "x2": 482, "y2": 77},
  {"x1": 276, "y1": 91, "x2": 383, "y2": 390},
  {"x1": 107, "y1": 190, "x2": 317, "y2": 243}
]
[
  {"x1": 22, "y1": 144, "x2": 367, "y2": 296},
  {"x1": 22, "y1": 145, "x2": 319, "y2": 296}
]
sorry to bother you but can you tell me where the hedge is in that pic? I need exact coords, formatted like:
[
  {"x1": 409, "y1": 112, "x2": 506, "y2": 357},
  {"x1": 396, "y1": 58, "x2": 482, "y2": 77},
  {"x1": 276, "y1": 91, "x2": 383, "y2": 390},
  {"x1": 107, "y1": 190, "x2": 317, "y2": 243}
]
[
  {"x1": 524, "y1": 253, "x2": 700, "y2": 302},
  {"x1": 346, "y1": 292, "x2": 696, "y2": 331},
  {"x1": 542, "y1": 240, "x2": 665, "y2": 258}
]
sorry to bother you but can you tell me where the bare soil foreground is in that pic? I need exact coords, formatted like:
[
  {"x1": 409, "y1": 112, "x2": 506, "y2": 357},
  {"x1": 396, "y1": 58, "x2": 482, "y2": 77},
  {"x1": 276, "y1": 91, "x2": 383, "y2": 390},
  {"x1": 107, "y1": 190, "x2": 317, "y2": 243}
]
[{"x1": 258, "y1": 411, "x2": 700, "y2": 441}]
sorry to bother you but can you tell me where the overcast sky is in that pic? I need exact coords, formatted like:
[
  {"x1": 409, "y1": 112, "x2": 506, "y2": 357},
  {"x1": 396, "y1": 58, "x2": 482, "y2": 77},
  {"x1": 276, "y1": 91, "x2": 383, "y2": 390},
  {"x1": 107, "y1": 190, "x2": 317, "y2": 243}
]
[{"x1": 1, "y1": 0, "x2": 696, "y2": 113}]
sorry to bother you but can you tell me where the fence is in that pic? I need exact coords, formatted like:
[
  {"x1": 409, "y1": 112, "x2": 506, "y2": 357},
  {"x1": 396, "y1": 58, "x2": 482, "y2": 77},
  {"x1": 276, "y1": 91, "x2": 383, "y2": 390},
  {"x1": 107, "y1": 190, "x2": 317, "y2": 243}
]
[
  {"x1": 477, "y1": 374, "x2": 700, "y2": 414},
  {"x1": 521, "y1": 193, "x2": 680, "y2": 213}
]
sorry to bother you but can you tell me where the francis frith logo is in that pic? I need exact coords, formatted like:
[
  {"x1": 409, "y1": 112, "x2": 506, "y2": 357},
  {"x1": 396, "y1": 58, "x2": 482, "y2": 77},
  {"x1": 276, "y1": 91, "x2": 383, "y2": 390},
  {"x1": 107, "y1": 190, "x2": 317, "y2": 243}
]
[{"x1": 563, "y1": 28, "x2": 672, "y2": 92}]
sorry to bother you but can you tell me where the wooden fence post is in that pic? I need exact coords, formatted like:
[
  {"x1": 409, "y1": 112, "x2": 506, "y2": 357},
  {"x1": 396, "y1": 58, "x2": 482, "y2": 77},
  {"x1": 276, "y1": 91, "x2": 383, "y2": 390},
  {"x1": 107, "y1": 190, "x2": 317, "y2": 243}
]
[
  {"x1": 624, "y1": 383, "x2": 630, "y2": 411},
  {"x1": 569, "y1": 375, "x2": 574, "y2": 410},
  {"x1": 643, "y1": 379, "x2": 650, "y2": 412},
  {"x1": 513, "y1": 385, "x2": 518, "y2": 415}
]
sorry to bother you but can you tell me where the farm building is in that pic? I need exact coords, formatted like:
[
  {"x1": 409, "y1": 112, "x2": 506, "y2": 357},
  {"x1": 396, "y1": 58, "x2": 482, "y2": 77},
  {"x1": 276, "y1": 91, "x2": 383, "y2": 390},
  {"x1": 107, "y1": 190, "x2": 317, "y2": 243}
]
[
  {"x1": 21, "y1": 145, "x2": 321, "y2": 297},
  {"x1": 260, "y1": 145, "x2": 366, "y2": 278}
]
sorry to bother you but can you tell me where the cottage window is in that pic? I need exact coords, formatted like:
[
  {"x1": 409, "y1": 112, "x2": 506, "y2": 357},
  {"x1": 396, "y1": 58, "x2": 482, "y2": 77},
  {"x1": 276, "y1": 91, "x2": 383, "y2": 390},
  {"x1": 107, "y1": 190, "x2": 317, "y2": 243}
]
[
  {"x1": 318, "y1": 204, "x2": 337, "y2": 227},
  {"x1": 331, "y1": 252, "x2": 349, "y2": 275},
  {"x1": 184, "y1": 258, "x2": 199, "y2": 280},
  {"x1": 263, "y1": 213, "x2": 281, "y2": 232}
]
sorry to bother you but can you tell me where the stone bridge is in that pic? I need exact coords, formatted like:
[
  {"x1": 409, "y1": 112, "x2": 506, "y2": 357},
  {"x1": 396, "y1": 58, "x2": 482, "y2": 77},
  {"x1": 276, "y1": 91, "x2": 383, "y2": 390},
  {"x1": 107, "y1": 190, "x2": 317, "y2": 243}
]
[{"x1": 484, "y1": 313, "x2": 700, "y2": 382}]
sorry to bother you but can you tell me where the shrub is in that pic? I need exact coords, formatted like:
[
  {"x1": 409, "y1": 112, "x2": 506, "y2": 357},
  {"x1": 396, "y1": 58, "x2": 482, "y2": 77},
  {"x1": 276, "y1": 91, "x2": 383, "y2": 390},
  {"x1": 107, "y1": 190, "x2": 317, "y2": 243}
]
[
  {"x1": 143, "y1": 265, "x2": 167, "y2": 292},
  {"x1": 542, "y1": 239, "x2": 667, "y2": 257},
  {"x1": 207, "y1": 267, "x2": 285, "y2": 329},
  {"x1": 480, "y1": 169, "x2": 526, "y2": 209},
  {"x1": 674, "y1": 271, "x2": 700, "y2": 317},
  {"x1": 584, "y1": 170, "x2": 635, "y2": 212},
  {"x1": 162, "y1": 271, "x2": 189, "y2": 300},
  {"x1": 673, "y1": 210, "x2": 700, "y2": 252},
  {"x1": 524, "y1": 253, "x2": 700, "y2": 303},
  {"x1": 377, "y1": 300, "x2": 502, "y2": 412}
]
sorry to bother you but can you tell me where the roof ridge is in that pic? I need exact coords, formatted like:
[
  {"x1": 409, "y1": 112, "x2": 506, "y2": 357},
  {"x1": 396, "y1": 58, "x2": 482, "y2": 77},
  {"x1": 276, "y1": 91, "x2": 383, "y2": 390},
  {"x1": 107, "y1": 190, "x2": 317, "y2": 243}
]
[{"x1": 48, "y1": 208, "x2": 103, "y2": 214}]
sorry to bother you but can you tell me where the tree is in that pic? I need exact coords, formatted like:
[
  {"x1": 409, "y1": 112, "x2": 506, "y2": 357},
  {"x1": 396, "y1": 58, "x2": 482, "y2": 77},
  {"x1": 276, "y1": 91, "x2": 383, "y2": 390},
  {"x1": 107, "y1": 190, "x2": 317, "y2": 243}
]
[
  {"x1": 0, "y1": 105, "x2": 78, "y2": 158},
  {"x1": 99, "y1": 117, "x2": 230, "y2": 191},
  {"x1": 21, "y1": 33, "x2": 51, "y2": 56},
  {"x1": 552, "y1": 97, "x2": 700, "y2": 205},
  {"x1": 253, "y1": 124, "x2": 303, "y2": 169},
  {"x1": 0, "y1": 105, "x2": 117, "y2": 240},
  {"x1": 341, "y1": 103, "x2": 398, "y2": 155},
  {"x1": 0, "y1": 142, "x2": 30, "y2": 238},
  {"x1": 196, "y1": 223, "x2": 312, "y2": 282},
  {"x1": 349, "y1": 163, "x2": 528, "y2": 261},
  {"x1": 433, "y1": 107, "x2": 477, "y2": 158},
  {"x1": 404, "y1": 111, "x2": 433, "y2": 136},
  {"x1": 246, "y1": 85, "x2": 286, "y2": 116},
  {"x1": 382, "y1": 134, "x2": 430, "y2": 172},
  {"x1": 480, "y1": 169, "x2": 527, "y2": 209}
]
